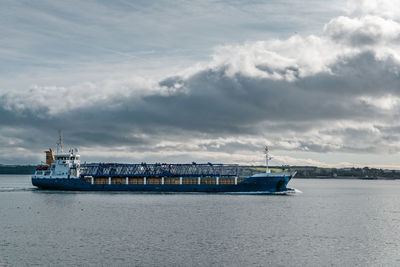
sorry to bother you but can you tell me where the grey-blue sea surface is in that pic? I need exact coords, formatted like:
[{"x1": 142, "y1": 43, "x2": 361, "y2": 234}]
[{"x1": 1, "y1": 175, "x2": 400, "y2": 266}]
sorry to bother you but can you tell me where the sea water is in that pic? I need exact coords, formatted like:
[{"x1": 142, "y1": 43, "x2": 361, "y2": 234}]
[{"x1": 1, "y1": 175, "x2": 400, "y2": 266}]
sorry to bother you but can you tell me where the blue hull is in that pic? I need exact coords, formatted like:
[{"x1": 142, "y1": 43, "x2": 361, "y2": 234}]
[{"x1": 32, "y1": 175, "x2": 292, "y2": 193}]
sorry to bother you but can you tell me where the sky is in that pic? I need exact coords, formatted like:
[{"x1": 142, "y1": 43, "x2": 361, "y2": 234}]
[{"x1": 0, "y1": 0, "x2": 400, "y2": 169}]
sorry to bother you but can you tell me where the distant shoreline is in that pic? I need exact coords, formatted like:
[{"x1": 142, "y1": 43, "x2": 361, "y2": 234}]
[
  {"x1": 293, "y1": 176, "x2": 399, "y2": 180},
  {"x1": 0, "y1": 165, "x2": 37, "y2": 175}
]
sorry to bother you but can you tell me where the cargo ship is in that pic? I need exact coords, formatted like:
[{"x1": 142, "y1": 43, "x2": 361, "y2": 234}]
[{"x1": 31, "y1": 137, "x2": 296, "y2": 193}]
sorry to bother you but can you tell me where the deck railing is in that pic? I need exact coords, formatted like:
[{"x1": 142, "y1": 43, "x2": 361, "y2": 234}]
[{"x1": 81, "y1": 163, "x2": 239, "y2": 178}]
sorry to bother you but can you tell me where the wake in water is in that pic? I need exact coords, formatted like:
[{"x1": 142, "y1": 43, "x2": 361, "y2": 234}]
[
  {"x1": 3, "y1": 187, "x2": 304, "y2": 195},
  {"x1": 225, "y1": 188, "x2": 302, "y2": 195},
  {"x1": 280, "y1": 188, "x2": 303, "y2": 195},
  {"x1": 0, "y1": 187, "x2": 36, "y2": 192}
]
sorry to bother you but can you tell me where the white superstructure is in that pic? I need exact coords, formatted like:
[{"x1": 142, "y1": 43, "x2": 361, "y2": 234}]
[
  {"x1": 32, "y1": 132, "x2": 81, "y2": 179},
  {"x1": 33, "y1": 149, "x2": 81, "y2": 179}
]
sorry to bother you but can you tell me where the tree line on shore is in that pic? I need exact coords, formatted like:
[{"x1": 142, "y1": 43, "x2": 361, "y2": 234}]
[{"x1": 240, "y1": 166, "x2": 400, "y2": 179}]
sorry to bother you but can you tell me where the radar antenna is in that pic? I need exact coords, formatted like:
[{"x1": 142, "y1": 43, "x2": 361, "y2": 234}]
[{"x1": 56, "y1": 130, "x2": 63, "y2": 153}]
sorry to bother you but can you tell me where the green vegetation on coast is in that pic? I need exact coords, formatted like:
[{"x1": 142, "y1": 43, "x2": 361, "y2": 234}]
[
  {"x1": 242, "y1": 166, "x2": 400, "y2": 179},
  {"x1": 0, "y1": 165, "x2": 37, "y2": 174}
]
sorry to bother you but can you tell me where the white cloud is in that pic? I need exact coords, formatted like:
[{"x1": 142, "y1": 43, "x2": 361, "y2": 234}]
[
  {"x1": 360, "y1": 95, "x2": 400, "y2": 110},
  {"x1": 210, "y1": 36, "x2": 343, "y2": 80},
  {"x1": 2, "y1": 76, "x2": 162, "y2": 115},
  {"x1": 324, "y1": 15, "x2": 400, "y2": 47}
]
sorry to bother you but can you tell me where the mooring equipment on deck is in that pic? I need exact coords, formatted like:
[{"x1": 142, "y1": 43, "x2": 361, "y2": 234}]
[{"x1": 81, "y1": 163, "x2": 239, "y2": 178}]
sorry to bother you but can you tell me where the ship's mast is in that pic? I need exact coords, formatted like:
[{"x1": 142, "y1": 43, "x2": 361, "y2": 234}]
[
  {"x1": 56, "y1": 130, "x2": 63, "y2": 153},
  {"x1": 264, "y1": 146, "x2": 271, "y2": 174}
]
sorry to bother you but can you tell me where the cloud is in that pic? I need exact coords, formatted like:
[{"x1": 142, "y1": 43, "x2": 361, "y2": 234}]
[
  {"x1": 1, "y1": 77, "x2": 160, "y2": 115},
  {"x1": 0, "y1": 0, "x2": 399, "y2": 167},
  {"x1": 325, "y1": 15, "x2": 400, "y2": 47}
]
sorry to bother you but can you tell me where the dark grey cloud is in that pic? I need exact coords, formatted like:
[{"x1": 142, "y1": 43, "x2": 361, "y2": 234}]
[
  {"x1": 1, "y1": 48, "x2": 399, "y2": 165},
  {"x1": 111, "y1": 51, "x2": 399, "y2": 129}
]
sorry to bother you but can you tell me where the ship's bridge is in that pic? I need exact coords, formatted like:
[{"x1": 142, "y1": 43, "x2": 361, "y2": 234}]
[
  {"x1": 51, "y1": 151, "x2": 81, "y2": 178},
  {"x1": 54, "y1": 154, "x2": 80, "y2": 161}
]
